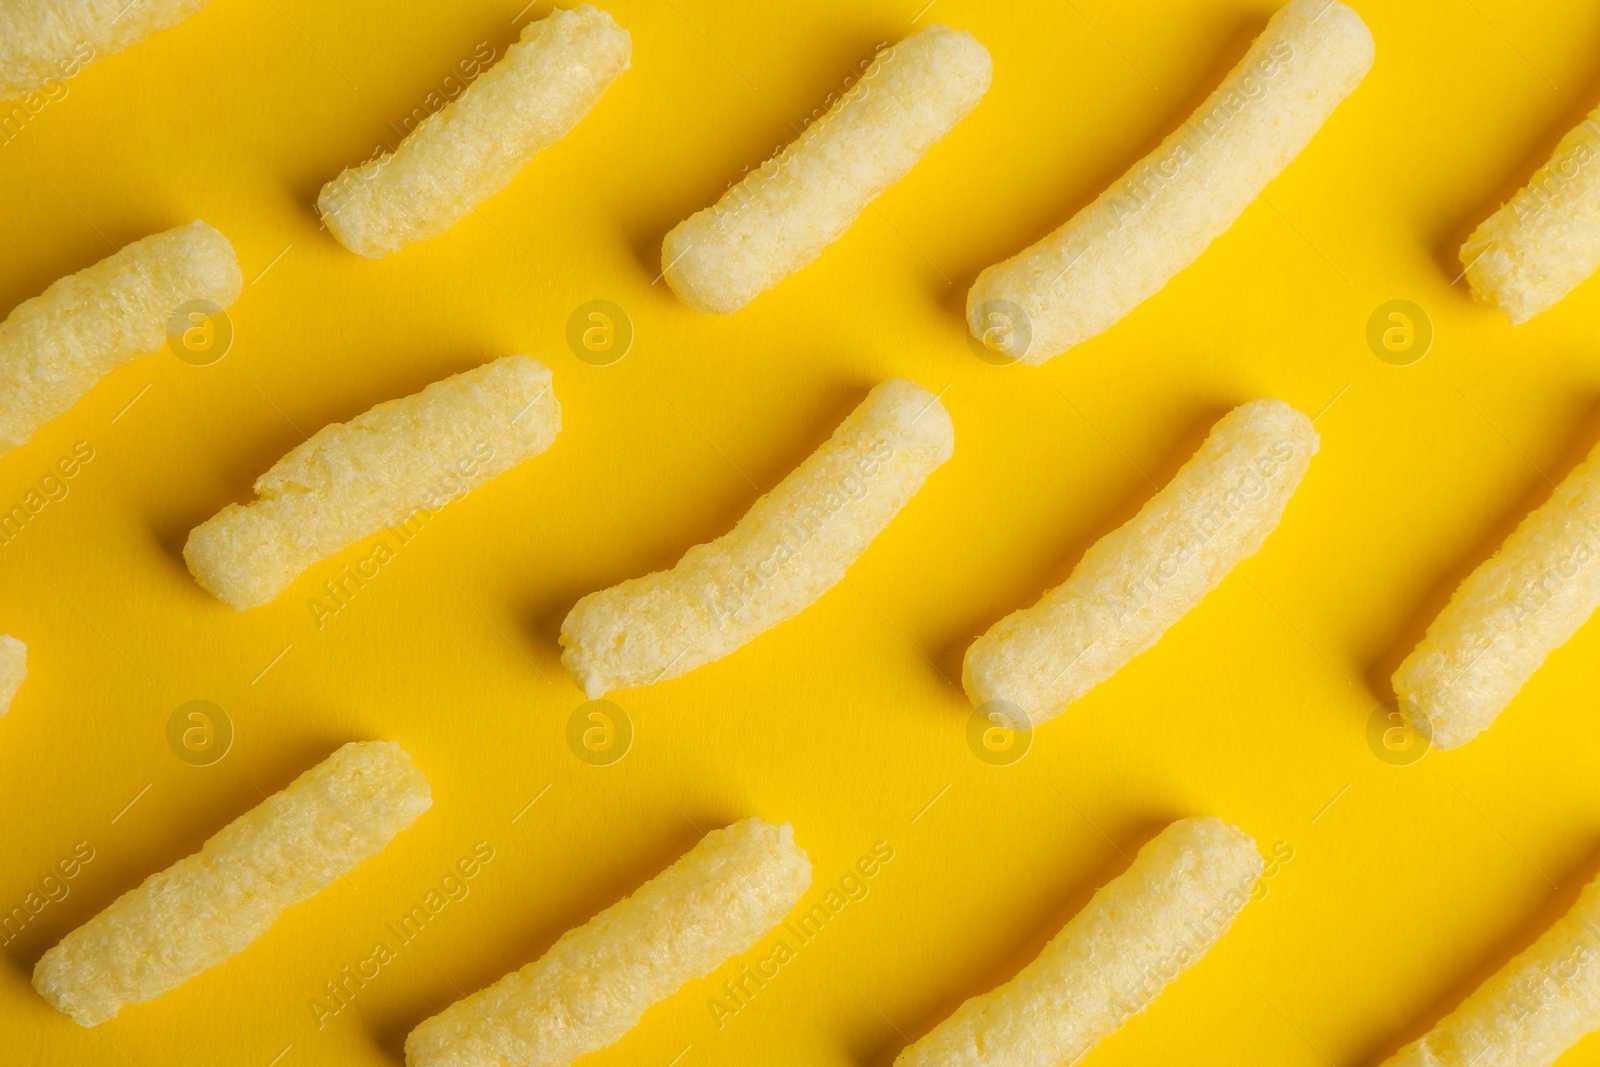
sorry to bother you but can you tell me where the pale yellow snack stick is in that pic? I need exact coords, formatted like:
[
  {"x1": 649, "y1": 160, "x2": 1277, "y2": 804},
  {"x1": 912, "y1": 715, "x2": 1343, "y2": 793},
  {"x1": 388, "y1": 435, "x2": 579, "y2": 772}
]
[
  {"x1": 184, "y1": 355, "x2": 560, "y2": 610},
  {"x1": 662, "y1": 25, "x2": 992, "y2": 314},
  {"x1": 560, "y1": 379, "x2": 953, "y2": 697},
  {"x1": 1394, "y1": 436, "x2": 1600, "y2": 749},
  {"x1": 897, "y1": 816, "x2": 1262, "y2": 1067},
  {"x1": 318, "y1": 5, "x2": 631, "y2": 258},
  {"x1": 1462, "y1": 105, "x2": 1600, "y2": 323},
  {"x1": 0, "y1": 635, "x2": 24, "y2": 717},
  {"x1": 34, "y1": 741, "x2": 431, "y2": 1026},
  {"x1": 964, "y1": 399, "x2": 1317, "y2": 727},
  {"x1": 966, "y1": 0, "x2": 1373, "y2": 365},
  {"x1": 405, "y1": 818, "x2": 811, "y2": 1067},
  {"x1": 1380, "y1": 872, "x2": 1600, "y2": 1067},
  {"x1": 0, "y1": 220, "x2": 241, "y2": 457},
  {"x1": 0, "y1": 0, "x2": 217, "y2": 101}
]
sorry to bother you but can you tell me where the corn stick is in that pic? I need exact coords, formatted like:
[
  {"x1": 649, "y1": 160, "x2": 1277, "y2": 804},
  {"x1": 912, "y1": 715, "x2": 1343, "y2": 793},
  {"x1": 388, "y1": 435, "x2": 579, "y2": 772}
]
[
  {"x1": 318, "y1": 5, "x2": 630, "y2": 258},
  {"x1": 405, "y1": 818, "x2": 811, "y2": 1067},
  {"x1": 34, "y1": 741, "x2": 431, "y2": 1025},
  {"x1": 184, "y1": 355, "x2": 560, "y2": 610},
  {"x1": 0, "y1": 220, "x2": 240, "y2": 457},
  {"x1": 1381, "y1": 872, "x2": 1600, "y2": 1067},
  {"x1": 1394, "y1": 435, "x2": 1600, "y2": 749},
  {"x1": 964, "y1": 399, "x2": 1317, "y2": 727},
  {"x1": 897, "y1": 817, "x2": 1261, "y2": 1067},
  {"x1": 560, "y1": 379, "x2": 952, "y2": 697},
  {"x1": 662, "y1": 25, "x2": 991, "y2": 313},
  {"x1": 966, "y1": 0, "x2": 1373, "y2": 364}
]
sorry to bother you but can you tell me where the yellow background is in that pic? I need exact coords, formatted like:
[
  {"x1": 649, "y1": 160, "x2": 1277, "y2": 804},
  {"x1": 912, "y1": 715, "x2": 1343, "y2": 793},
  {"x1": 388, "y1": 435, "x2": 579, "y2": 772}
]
[{"x1": 3, "y1": 0, "x2": 1600, "y2": 1063}]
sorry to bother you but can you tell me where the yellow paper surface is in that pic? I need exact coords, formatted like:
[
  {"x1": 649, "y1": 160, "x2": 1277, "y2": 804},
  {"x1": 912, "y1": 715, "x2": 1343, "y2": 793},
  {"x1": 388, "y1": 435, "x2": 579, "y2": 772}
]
[{"x1": 4, "y1": 2, "x2": 1600, "y2": 1065}]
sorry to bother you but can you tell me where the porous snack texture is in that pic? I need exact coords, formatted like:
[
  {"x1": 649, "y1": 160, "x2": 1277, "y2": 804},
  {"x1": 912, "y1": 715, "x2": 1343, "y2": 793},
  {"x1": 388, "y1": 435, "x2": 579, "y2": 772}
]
[
  {"x1": 896, "y1": 817, "x2": 1262, "y2": 1066},
  {"x1": 1463, "y1": 103, "x2": 1600, "y2": 323},
  {"x1": 405, "y1": 818, "x2": 812, "y2": 1067},
  {"x1": 662, "y1": 25, "x2": 992, "y2": 313},
  {"x1": 560, "y1": 379, "x2": 953, "y2": 697},
  {"x1": 0, "y1": 220, "x2": 241, "y2": 456},
  {"x1": 0, "y1": 0, "x2": 217, "y2": 100},
  {"x1": 33, "y1": 741, "x2": 432, "y2": 1026},
  {"x1": 318, "y1": 5, "x2": 631, "y2": 257},
  {"x1": 0, "y1": 634, "x2": 25, "y2": 716},
  {"x1": 1381, "y1": 873, "x2": 1600, "y2": 1067},
  {"x1": 1394, "y1": 435, "x2": 1600, "y2": 748},
  {"x1": 964, "y1": 399, "x2": 1317, "y2": 727},
  {"x1": 184, "y1": 355, "x2": 561, "y2": 610},
  {"x1": 966, "y1": 0, "x2": 1373, "y2": 364}
]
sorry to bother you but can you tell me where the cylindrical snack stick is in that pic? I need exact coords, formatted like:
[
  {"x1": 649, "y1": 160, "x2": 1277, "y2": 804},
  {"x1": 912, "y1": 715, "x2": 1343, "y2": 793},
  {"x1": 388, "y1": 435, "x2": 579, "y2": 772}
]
[
  {"x1": 318, "y1": 5, "x2": 630, "y2": 257},
  {"x1": 898, "y1": 817, "x2": 1262, "y2": 1067},
  {"x1": 405, "y1": 818, "x2": 811, "y2": 1067},
  {"x1": 964, "y1": 399, "x2": 1317, "y2": 727},
  {"x1": 1381, "y1": 871, "x2": 1600, "y2": 1067},
  {"x1": 1394, "y1": 436, "x2": 1600, "y2": 749},
  {"x1": 967, "y1": 0, "x2": 1373, "y2": 364},
  {"x1": 0, "y1": 635, "x2": 25, "y2": 717},
  {"x1": 184, "y1": 355, "x2": 561, "y2": 610},
  {"x1": 1462, "y1": 104, "x2": 1600, "y2": 323},
  {"x1": 662, "y1": 26, "x2": 992, "y2": 314},
  {"x1": 0, "y1": 0, "x2": 217, "y2": 101},
  {"x1": 34, "y1": 741, "x2": 431, "y2": 1026},
  {"x1": 0, "y1": 220, "x2": 241, "y2": 457},
  {"x1": 561, "y1": 379, "x2": 953, "y2": 697}
]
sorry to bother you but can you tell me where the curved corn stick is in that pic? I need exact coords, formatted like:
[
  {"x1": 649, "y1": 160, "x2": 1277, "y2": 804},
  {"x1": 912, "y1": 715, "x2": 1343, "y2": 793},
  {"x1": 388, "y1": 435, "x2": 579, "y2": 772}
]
[
  {"x1": 963, "y1": 399, "x2": 1317, "y2": 727},
  {"x1": 184, "y1": 355, "x2": 561, "y2": 610},
  {"x1": 966, "y1": 0, "x2": 1373, "y2": 364},
  {"x1": 405, "y1": 818, "x2": 811, "y2": 1067},
  {"x1": 662, "y1": 25, "x2": 992, "y2": 313},
  {"x1": 0, "y1": 0, "x2": 217, "y2": 101},
  {"x1": 34, "y1": 741, "x2": 431, "y2": 1026},
  {"x1": 560, "y1": 379, "x2": 953, "y2": 697},
  {"x1": 318, "y1": 5, "x2": 631, "y2": 258},
  {"x1": 0, "y1": 220, "x2": 241, "y2": 457},
  {"x1": 0, "y1": 634, "x2": 24, "y2": 717},
  {"x1": 1394, "y1": 436, "x2": 1600, "y2": 749},
  {"x1": 1381, "y1": 872, "x2": 1600, "y2": 1067},
  {"x1": 1462, "y1": 106, "x2": 1600, "y2": 323},
  {"x1": 897, "y1": 817, "x2": 1261, "y2": 1066}
]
